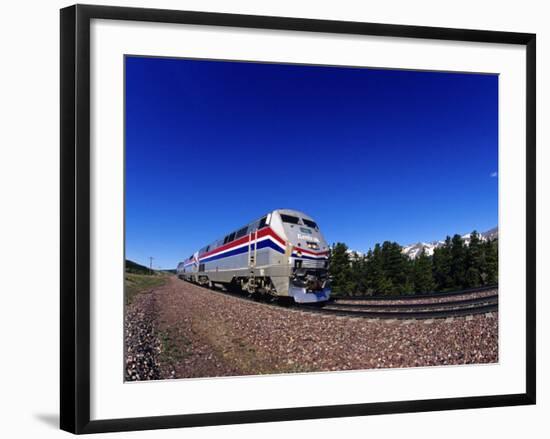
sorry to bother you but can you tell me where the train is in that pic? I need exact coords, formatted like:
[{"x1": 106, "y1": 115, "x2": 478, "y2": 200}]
[{"x1": 176, "y1": 209, "x2": 331, "y2": 303}]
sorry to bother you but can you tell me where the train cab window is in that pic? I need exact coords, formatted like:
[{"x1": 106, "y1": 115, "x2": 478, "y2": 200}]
[
  {"x1": 280, "y1": 214, "x2": 300, "y2": 224},
  {"x1": 258, "y1": 216, "x2": 267, "y2": 229},
  {"x1": 302, "y1": 219, "x2": 318, "y2": 229},
  {"x1": 235, "y1": 226, "x2": 248, "y2": 239}
]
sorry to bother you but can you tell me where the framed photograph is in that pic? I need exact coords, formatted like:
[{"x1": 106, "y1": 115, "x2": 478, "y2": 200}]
[{"x1": 60, "y1": 4, "x2": 536, "y2": 434}]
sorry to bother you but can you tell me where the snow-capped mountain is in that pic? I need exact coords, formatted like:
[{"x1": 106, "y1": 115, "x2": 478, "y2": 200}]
[
  {"x1": 481, "y1": 226, "x2": 499, "y2": 241},
  {"x1": 401, "y1": 241, "x2": 441, "y2": 259},
  {"x1": 346, "y1": 249, "x2": 364, "y2": 261},
  {"x1": 402, "y1": 226, "x2": 498, "y2": 259}
]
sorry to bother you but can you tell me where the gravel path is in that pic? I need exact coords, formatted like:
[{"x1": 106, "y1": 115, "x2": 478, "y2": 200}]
[
  {"x1": 125, "y1": 288, "x2": 162, "y2": 381},
  {"x1": 125, "y1": 277, "x2": 498, "y2": 380}
]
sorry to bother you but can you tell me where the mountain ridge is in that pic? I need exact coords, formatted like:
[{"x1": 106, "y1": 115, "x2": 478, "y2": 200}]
[
  {"x1": 401, "y1": 226, "x2": 498, "y2": 259},
  {"x1": 346, "y1": 226, "x2": 498, "y2": 260}
]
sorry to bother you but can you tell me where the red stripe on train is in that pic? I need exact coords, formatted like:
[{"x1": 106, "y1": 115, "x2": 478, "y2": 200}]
[
  {"x1": 198, "y1": 226, "x2": 329, "y2": 260},
  {"x1": 198, "y1": 227, "x2": 286, "y2": 260}
]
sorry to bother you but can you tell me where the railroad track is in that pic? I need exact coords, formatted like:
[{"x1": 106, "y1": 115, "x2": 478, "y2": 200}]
[
  {"x1": 330, "y1": 285, "x2": 498, "y2": 301},
  {"x1": 331, "y1": 293, "x2": 498, "y2": 309},
  {"x1": 298, "y1": 289, "x2": 499, "y2": 319},
  {"x1": 298, "y1": 302, "x2": 498, "y2": 320},
  {"x1": 180, "y1": 279, "x2": 498, "y2": 320}
]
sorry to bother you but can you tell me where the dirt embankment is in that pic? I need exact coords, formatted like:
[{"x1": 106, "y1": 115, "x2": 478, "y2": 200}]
[{"x1": 125, "y1": 276, "x2": 498, "y2": 380}]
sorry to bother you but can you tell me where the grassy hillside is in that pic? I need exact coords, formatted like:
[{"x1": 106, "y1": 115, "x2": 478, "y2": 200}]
[
  {"x1": 125, "y1": 259, "x2": 153, "y2": 274},
  {"x1": 125, "y1": 273, "x2": 169, "y2": 305},
  {"x1": 125, "y1": 259, "x2": 170, "y2": 305},
  {"x1": 160, "y1": 269, "x2": 177, "y2": 274}
]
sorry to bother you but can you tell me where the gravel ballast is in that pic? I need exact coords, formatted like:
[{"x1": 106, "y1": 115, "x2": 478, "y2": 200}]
[
  {"x1": 333, "y1": 289, "x2": 497, "y2": 306},
  {"x1": 125, "y1": 277, "x2": 498, "y2": 380},
  {"x1": 125, "y1": 288, "x2": 162, "y2": 381}
]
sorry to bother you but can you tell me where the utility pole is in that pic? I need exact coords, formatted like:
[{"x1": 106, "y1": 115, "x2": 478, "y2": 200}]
[{"x1": 149, "y1": 256, "x2": 154, "y2": 274}]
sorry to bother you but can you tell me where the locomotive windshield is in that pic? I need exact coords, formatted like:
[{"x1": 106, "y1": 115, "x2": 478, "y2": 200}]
[
  {"x1": 302, "y1": 219, "x2": 318, "y2": 229},
  {"x1": 280, "y1": 214, "x2": 300, "y2": 224}
]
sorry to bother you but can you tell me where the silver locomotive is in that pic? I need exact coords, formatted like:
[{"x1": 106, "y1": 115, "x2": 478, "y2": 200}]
[{"x1": 176, "y1": 209, "x2": 331, "y2": 303}]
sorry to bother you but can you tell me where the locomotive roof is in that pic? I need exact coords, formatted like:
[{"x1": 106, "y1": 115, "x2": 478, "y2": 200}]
[{"x1": 272, "y1": 208, "x2": 315, "y2": 221}]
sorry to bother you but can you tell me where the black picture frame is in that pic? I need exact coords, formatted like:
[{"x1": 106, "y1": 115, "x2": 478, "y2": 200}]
[{"x1": 60, "y1": 4, "x2": 536, "y2": 434}]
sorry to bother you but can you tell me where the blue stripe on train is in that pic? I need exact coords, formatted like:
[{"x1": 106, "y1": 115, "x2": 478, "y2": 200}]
[{"x1": 199, "y1": 238, "x2": 285, "y2": 264}]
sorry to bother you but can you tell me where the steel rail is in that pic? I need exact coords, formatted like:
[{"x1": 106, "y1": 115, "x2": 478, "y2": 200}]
[
  {"x1": 331, "y1": 294, "x2": 498, "y2": 309},
  {"x1": 330, "y1": 284, "x2": 498, "y2": 301},
  {"x1": 297, "y1": 302, "x2": 498, "y2": 320},
  {"x1": 180, "y1": 278, "x2": 499, "y2": 319}
]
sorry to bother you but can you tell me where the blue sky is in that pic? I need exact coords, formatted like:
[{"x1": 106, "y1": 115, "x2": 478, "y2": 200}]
[{"x1": 125, "y1": 56, "x2": 498, "y2": 269}]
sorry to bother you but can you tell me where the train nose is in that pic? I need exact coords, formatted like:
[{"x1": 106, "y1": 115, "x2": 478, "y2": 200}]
[
  {"x1": 305, "y1": 275, "x2": 323, "y2": 291},
  {"x1": 292, "y1": 270, "x2": 327, "y2": 291}
]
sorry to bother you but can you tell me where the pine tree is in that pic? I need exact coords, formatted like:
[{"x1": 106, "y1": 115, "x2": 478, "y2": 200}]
[
  {"x1": 329, "y1": 243, "x2": 353, "y2": 295},
  {"x1": 363, "y1": 249, "x2": 375, "y2": 294},
  {"x1": 433, "y1": 236, "x2": 453, "y2": 290},
  {"x1": 351, "y1": 254, "x2": 368, "y2": 295},
  {"x1": 413, "y1": 249, "x2": 436, "y2": 293},
  {"x1": 484, "y1": 238, "x2": 498, "y2": 284},
  {"x1": 378, "y1": 276, "x2": 394, "y2": 295},
  {"x1": 366, "y1": 244, "x2": 386, "y2": 294},
  {"x1": 380, "y1": 241, "x2": 411, "y2": 295},
  {"x1": 450, "y1": 234, "x2": 466, "y2": 288},
  {"x1": 347, "y1": 251, "x2": 363, "y2": 295},
  {"x1": 465, "y1": 230, "x2": 483, "y2": 288}
]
